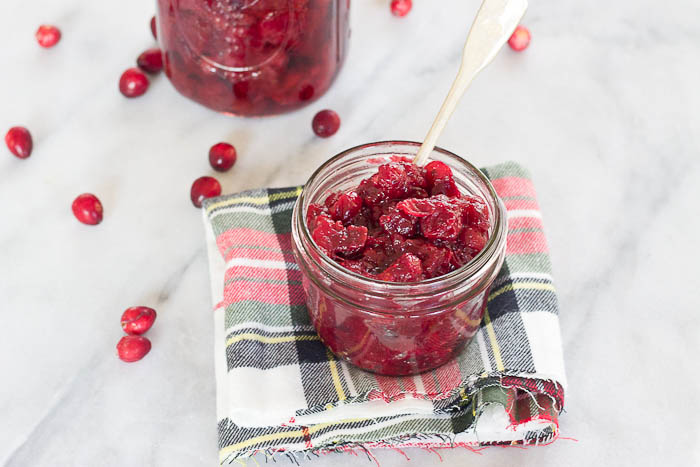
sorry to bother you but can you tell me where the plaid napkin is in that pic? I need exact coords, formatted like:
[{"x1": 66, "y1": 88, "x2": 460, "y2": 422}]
[{"x1": 202, "y1": 161, "x2": 566, "y2": 464}]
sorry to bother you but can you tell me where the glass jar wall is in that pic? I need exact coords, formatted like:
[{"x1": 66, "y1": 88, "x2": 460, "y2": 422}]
[{"x1": 291, "y1": 142, "x2": 508, "y2": 375}]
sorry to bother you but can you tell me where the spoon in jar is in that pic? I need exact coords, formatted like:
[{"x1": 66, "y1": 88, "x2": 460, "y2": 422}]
[{"x1": 412, "y1": 0, "x2": 528, "y2": 167}]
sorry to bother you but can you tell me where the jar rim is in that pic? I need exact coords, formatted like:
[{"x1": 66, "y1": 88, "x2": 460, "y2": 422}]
[{"x1": 295, "y1": 140, "x2": 507, "y2": 294}]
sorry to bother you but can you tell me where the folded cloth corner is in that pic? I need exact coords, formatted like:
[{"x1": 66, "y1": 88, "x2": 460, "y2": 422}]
[{"x1": 202, "y1": 161, "x2": 566, "y2": 464}]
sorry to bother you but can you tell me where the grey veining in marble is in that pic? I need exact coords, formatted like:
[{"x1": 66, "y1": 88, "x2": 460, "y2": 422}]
[{"x1": 1, "y1": 0, "x2": 699, "y2": 466}]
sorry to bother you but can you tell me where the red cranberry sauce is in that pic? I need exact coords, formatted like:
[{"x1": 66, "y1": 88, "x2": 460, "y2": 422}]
[
  {"x1": 307, "y1": 288, "x2": 487, "y2": 374},
  {"x1": 306, "y1": 158, "x2": 491, "y2": 282},
  {"x1": 157, "y1": 0, "x2": 350, "y2": 116}
]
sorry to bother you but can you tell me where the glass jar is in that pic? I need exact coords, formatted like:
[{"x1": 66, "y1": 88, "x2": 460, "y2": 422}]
[
  {"x1": 291, "y1": 141, "x2": 508, "y2": 376},
  {"x1": 155, "y1": 0, "x2": 350, "y2": 116}
]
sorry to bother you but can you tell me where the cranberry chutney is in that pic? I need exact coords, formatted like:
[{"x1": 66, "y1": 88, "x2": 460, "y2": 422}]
[
  {"x1": 291, "y1": 141, "x2": 507, "y2": 375},
  {"x1": 306, "y1": 158, "x2": 490, "y2": 282}
]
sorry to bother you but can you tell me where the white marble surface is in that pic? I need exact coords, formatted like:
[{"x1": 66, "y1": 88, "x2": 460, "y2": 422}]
[{"x1": 1, "y1": 0, "x2": 699, "y2": 465}]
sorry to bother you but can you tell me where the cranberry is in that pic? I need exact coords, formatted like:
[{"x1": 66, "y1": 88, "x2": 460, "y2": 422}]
[
  {"x1": 431, "y1": 178, "x2": 461, "y2": 197},
  {"x1": 150, "y1": 16, "x2": 158, "y2": 40},
  {"x1": 357, "y1": 164, "x2": 403, "y2": 205},
  {"x1": 508, "y1": 25, "x2": 531, "y2": 52},
  {"x1": 190, "y1": 176, "x2": 221, "y2": 208},
  {"x1": 459, "y1": 196, "x2": 490, "y2": 233},
  {"x1": 72, "y1": 193, "x2": 103, "y2": 225},
  {"x1": 379, "y1": 211, "x2": 417, "y2": 236},
  {"x1": 390, "y1": 0, "x2": 412, "y2": 17},
  {"x1": 117, "y1": 336, "x2": 152, "y2": 362},
  {"x1": 323, "y1": 192, "x2": 340, "y2": 210},
  {"x1": 121, "y1": 306, "x2": 157, "y2": 336},
  {"x1": 208, "y1": 142, "x2": 237, "y2": 172},
  {"x1": 424, "y1": 160, "x2": 460, "y2": 197},
  {"x1": 259, "y1": 11, "x2": 289, "y2": 46},
  {"x1": 460, "y1": 227, "x2": 487, "y2": 255},
  {"x1": 357, "y1": 178, "x2": 386, "y2": 206},
  {"x1": 424, "y1": 161, "x2": 452, "y2": 184},
  {"x1": 409, "y1": 241, "x2": 454, "y2": 277},
  {"x1": 232, "y1": 81, "x2": 249, "y2": 100},
  {"x1": 306, "y1": 204, "x2": 327, "y2": 230},
  {"x1": 311, "y1": 216, "x2": 368, "y2": 257},
  {"x1": 376, "y1": 163, "x2": 410, "y2": 197},
  {"x1": 420, "y1": 207, "x2": 462, "y2": 241},
  {"x1": 377, "y1": 253, "x2": 423, "y2": 282},
  {"x1": 397, "y1": 197, "x2": 440, "y2": 217},
  {"x1": 5, "y1": 126, "x2": 33, "y2": 159},
  {"x1": 35, "y1": 25, "x2": 61, "y2": 48},
  {"x1": 327, "y1": 192, "x2": 362, "y2": 223},
  {"x1": 312, "y1": 109, "x2": 340, "y2": 138},
  {"x1": 136, "y1": 48, "x2": 164, "y2": 74},
  {"x1": 119, "y1": 68, "x2": 149, "y2": 98},
  {"x1": 299, "y1": 85, "x2": 315, "y2": 101}
]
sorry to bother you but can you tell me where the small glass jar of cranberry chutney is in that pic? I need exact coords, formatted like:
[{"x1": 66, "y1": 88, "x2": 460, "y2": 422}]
[
  {"x1": 291, "y1": 141, "x2": 508, "y2": 376},
  {"x1": 156, "y1": 0, "x2": 350, "y2": 116}
]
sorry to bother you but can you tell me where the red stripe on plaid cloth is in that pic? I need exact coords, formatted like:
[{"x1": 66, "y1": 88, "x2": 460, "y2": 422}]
[
  {"x1": 216, "y1": 228, "x2": 292, "y2": 258},
  {"x1": 224, "y1": 266, "x2": 302, "y2": 284},
  {"x1": 506, "y1": 231, "x2": 549, "y2": 255},
  {"x1": 223, "y1": 246, "x2": 295, "y2": 263},
  {"x1": 503, "y1": 198, "x2": 540, "y2": 211},
  {"x1": 501, "y1": 376, "x2": 565, "y2": 410},
  {"x1": 508, "y1": 393, "x2": 558, "y2": 428},
  {"x1": 434, "y1": 360, "x2": 462, "y2": 396},
  {"x1": 399, "y1": 375, "x2": 417, "y2": 394},
  {"x1": 507, "y1": 217, "x2": 544, "y2": 231},
  {"x1": 490, "y1": 177, "x2": 536, "y2": 199},
  {"x1": 376, "y1": 375, "x2": 403, "y2": 398},
  {"x1": 421, "y1": 372, "x2": 439, "y2": 396},
  {"x1": 222, "y1": 281, "x2": 305, "y2": 306},
  {"x1": 369, "y1": 376, "x2": 419, "y2": 400}
]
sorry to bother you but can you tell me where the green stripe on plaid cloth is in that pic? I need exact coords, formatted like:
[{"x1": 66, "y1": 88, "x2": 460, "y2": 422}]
[{"x1": 202, "y1": 161, "x2": 566, "y2": 463}]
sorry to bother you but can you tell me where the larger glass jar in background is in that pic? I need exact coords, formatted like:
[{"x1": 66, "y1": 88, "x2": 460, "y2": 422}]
[
  {"x1": 291, "y1": 142, "x2": 508, "y2": 376},
  {"x1": 155, "y1": 0, "x2": 350, "y2": 116}
]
